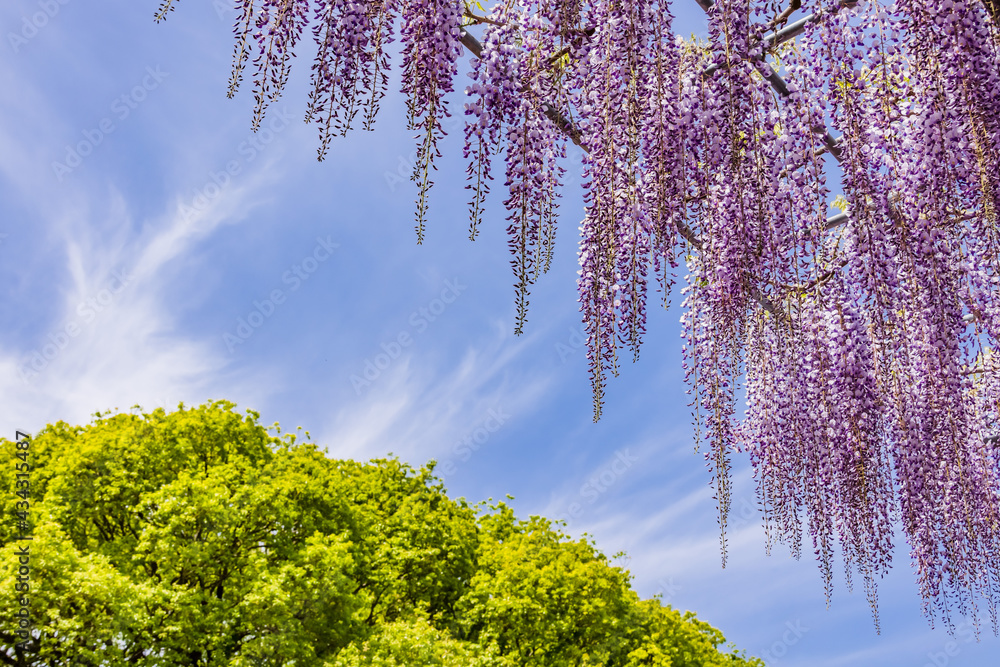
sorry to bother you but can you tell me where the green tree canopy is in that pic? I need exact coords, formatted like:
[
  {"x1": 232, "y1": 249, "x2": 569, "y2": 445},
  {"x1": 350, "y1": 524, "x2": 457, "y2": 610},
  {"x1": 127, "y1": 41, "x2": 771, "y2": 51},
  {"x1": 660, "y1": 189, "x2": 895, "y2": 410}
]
[{"x1": 1, "y1": 401, "x2": 761, "y2": 666}]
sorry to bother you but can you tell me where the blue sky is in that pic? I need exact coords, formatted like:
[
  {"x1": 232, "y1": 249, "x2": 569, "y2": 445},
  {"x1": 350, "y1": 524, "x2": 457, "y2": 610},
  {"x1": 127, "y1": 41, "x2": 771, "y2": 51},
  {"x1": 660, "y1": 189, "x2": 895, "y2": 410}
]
[{"x1": 2, "y1": 1, "x2": 998, "y2": 664}]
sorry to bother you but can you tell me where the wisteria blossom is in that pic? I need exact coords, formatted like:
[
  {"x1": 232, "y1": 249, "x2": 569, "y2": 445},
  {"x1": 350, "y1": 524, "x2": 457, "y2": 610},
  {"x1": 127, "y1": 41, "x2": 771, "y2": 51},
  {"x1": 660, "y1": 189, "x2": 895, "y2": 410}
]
[
  {"x1": 305, "y1": 0, "x2": 397, "y2": 159},
  {"x1": 162, "y1": 0, "x2": 1000, "y2": 631}
]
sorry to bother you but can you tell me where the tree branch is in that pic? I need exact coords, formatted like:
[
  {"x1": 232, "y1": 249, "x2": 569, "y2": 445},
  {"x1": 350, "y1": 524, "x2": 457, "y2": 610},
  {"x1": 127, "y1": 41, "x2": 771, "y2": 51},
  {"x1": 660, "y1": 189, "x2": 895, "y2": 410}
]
[
  {"x1": 769, "y1": 0, "x2": 802, "y2": 32},
  {"x1": 462, "y1": 9, "x2": 504, "y2": 27},
  {"x1": 460, "y1": 29, "x2": 585, "y2": 147},
  {"x1": 984, "y1": 0, "x2": 1000, "y2": 26}
]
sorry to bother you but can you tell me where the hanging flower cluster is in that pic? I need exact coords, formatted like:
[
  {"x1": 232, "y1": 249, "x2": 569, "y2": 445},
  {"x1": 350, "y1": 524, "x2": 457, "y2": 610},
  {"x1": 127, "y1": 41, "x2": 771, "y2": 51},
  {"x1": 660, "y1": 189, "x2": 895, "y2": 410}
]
[
  {"x1": 399, "y1": 0, "x2": 464, "y2": 241},
  {"x1": 158, "y1": 0, "x2": 1000, "y2": 630},
  {"x1": 743, "y1": 283, "x2": 895, "y2": 630},
  {"x1": 304, "y1": 0, "x2": 395, "y2": 158},
  {"x1": 464, "y1": 1, "x2": 568, "y2": 334}
]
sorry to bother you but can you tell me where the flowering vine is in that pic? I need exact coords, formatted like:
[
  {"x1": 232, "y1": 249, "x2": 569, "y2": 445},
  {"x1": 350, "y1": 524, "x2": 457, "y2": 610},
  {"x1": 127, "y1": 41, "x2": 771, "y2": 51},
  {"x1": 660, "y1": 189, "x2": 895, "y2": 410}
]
[{"x1": 158, "y1": 0, "x2": 1000, "y2": 631}]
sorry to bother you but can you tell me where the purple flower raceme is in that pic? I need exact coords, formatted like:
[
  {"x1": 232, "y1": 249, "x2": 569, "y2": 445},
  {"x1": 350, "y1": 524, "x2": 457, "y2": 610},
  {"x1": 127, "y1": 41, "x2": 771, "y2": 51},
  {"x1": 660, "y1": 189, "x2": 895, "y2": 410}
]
[
  {"x1": 502, "y1": 95, "x2": 566, "y2": 335},
  {"x1": 463, "y1": 0, "x2": 522, "y2": 240},
  {"x1": 226, "y1": 0, "x2": 258, "y2": 99},
  {"x1": 681, "y1": 256, "x2": 739, "y2": 565},
  {"x1": 306, "y1": 0, "x2": 397, "y2": 159},
  {"x1": 745, "y1": 284, "x2": 894, "y2": 628},
  {"x1": 251, "y1": 0, "x2": 312, "y2": 130},
  {"x1": 571, "y1": 0, "x2": 683, "y2": 419},
  {"x1": 399, "y1": 0, "x2": 463, "y2": 243}
]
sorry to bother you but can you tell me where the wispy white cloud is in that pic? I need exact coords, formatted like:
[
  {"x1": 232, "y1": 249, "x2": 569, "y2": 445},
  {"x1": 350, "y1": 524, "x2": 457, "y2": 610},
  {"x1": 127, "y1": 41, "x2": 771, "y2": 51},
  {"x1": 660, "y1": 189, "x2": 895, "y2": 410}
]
[
  {"x1": 319, "y1": 319, "x2": 553, "y2": 463},
  {"x1": 0, "y1": 165, "x2": 287, "y2": 440}
]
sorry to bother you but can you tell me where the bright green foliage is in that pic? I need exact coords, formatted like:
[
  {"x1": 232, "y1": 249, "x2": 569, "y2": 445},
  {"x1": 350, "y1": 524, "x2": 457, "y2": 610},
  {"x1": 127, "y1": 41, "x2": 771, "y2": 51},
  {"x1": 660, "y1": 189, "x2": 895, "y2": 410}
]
[
  {"x1": 331, "y1": 617, "x2": 495, "y2": 667},
  {"x1": 1, "y1": 401, "x2": 762, "y2": 666}
]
